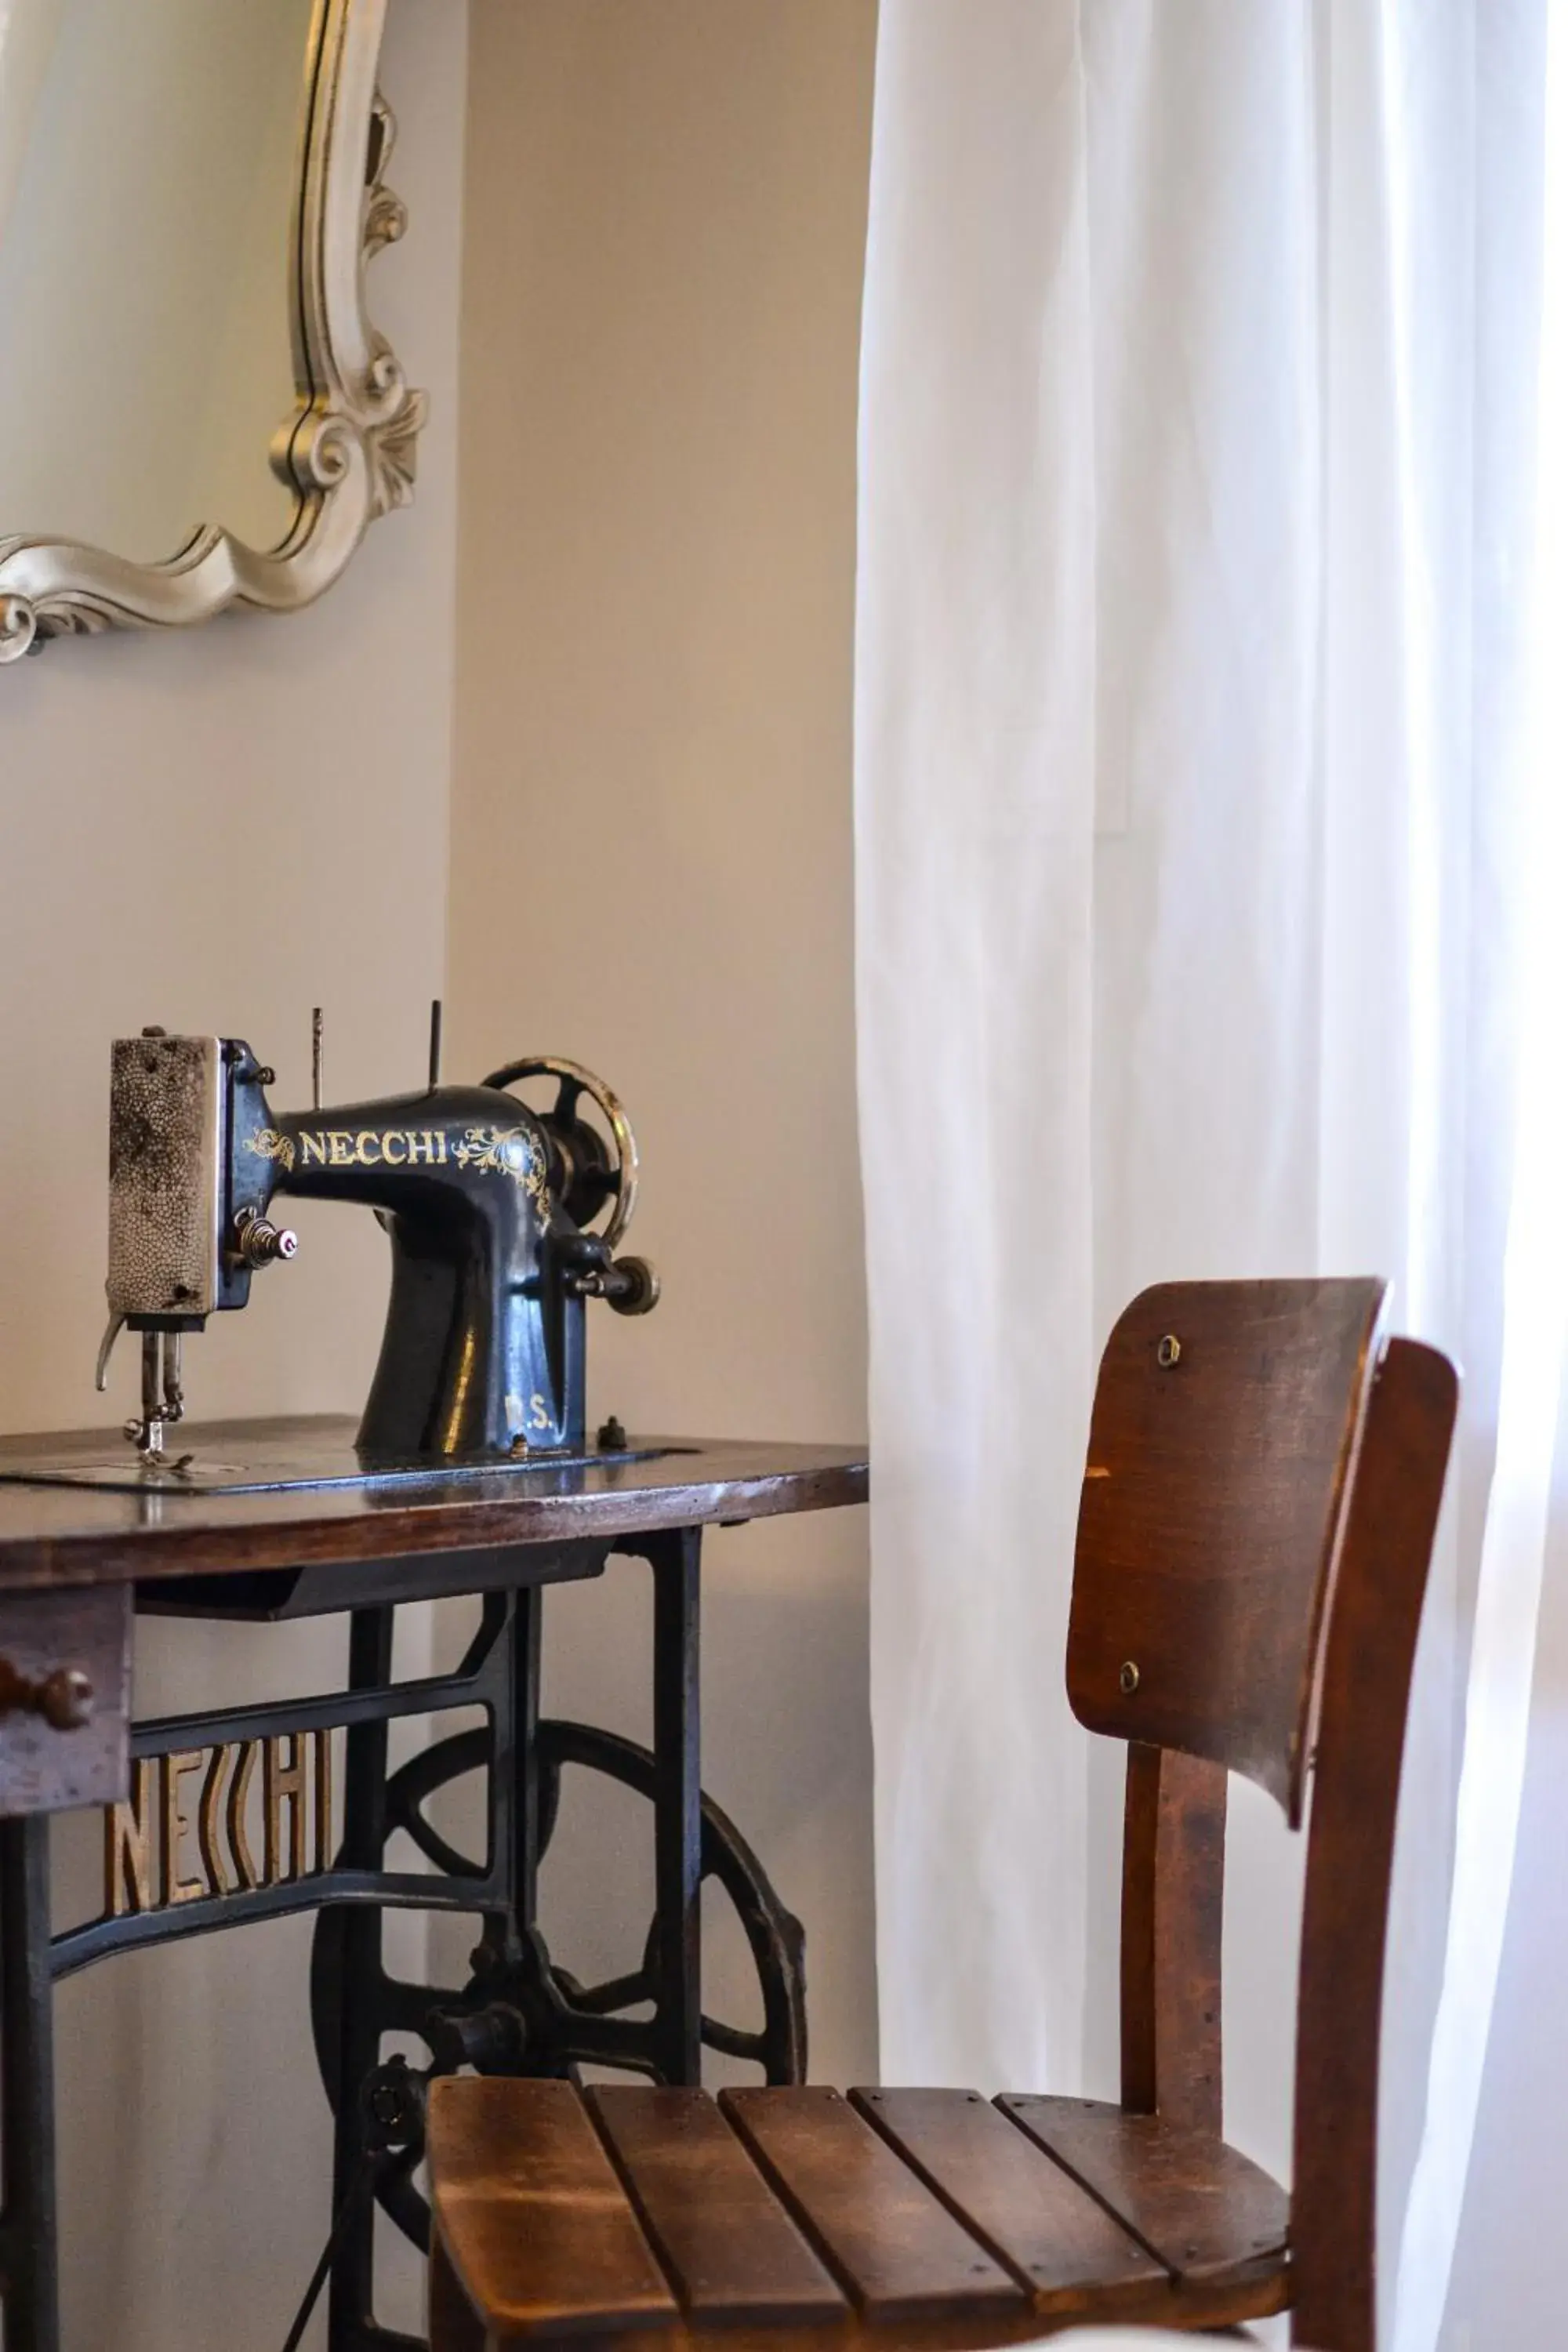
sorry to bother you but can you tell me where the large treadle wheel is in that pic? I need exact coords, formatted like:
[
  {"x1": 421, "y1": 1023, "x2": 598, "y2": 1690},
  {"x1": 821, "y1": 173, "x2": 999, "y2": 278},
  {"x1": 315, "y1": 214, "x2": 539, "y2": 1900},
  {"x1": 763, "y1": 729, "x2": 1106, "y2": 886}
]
[{"x1": 310, "y1": 1718, "x2": 807, "y2": 2249}]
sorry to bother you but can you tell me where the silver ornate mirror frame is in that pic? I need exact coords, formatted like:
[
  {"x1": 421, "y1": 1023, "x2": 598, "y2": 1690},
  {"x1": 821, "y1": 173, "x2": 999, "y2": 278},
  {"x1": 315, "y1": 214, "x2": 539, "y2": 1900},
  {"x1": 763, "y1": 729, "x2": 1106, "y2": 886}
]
[{"x1": 0, "y1": 0, "x2": 423, "y2": 663}]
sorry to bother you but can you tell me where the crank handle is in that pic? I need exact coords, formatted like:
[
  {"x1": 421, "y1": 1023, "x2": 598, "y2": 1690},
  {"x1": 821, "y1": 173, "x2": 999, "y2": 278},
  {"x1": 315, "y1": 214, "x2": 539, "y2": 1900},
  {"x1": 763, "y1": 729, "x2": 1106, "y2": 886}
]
[
  {"x1": 598, "y1": 1255, "x2": 660, "y2": 1316},
  {"x1": 559, "y1": 1233, "x2": 660, "y2": 1316}
]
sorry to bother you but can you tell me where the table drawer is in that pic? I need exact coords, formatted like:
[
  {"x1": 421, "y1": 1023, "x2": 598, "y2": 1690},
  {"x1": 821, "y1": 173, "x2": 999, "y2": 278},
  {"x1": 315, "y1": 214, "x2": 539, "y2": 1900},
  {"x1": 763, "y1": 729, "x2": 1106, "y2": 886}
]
[{"x1": 0, "y1": 1587, "x2": 130, "y2": 1817}]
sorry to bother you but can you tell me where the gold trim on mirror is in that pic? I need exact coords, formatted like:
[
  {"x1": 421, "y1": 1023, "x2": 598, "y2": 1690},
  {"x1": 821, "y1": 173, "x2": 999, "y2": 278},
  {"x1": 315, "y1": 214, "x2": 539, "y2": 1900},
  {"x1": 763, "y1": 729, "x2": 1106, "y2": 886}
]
[{"x1": 0, "y1": 0, "x2": 423, "y2": 663}]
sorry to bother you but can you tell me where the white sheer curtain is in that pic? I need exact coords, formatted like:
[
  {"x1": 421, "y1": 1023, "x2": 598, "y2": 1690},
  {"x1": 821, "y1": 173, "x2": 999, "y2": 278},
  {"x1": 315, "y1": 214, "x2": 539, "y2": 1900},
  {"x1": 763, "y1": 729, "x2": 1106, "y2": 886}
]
[{"x1": 855, "y1": 4, "x2": 1562, "y2": 2344}]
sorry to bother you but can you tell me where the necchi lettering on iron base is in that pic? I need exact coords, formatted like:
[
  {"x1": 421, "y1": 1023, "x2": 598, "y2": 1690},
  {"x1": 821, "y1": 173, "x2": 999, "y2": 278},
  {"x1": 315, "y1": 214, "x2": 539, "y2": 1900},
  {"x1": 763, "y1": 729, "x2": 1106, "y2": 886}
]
[{"x1": 103, "y1": 1730, "x2": 334, "y2": 1918}]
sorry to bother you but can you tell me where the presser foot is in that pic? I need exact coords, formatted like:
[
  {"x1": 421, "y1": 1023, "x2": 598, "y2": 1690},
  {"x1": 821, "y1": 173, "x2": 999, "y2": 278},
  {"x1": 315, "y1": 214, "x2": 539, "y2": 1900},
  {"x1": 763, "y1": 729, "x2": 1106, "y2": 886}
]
[{"x1": 118, "y1": 1328, "x2": 193, "y2": 1473}]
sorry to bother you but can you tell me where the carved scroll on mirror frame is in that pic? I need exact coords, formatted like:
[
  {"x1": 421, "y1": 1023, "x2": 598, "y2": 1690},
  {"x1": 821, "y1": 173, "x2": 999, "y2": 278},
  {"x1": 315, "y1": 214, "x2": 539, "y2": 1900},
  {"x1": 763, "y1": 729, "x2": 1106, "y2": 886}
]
[{"x1": 0, "y1": 0, "x2": 425, "y2": 662}]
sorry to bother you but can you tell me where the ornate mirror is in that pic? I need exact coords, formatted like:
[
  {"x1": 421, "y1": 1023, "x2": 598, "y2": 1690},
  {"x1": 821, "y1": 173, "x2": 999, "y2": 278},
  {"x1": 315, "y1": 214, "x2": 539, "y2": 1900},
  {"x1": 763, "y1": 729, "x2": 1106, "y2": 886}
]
[{"x1": 0, "y1": 0, "x2": 423, "y2": 661}]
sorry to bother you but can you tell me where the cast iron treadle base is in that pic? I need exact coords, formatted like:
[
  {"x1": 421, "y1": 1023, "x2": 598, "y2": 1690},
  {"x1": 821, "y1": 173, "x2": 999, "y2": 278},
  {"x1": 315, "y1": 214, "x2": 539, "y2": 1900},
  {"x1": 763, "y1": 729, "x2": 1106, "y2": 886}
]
[
  {"x1": 310, "y1": 1715, "x2": 808, "y2": 2255},
  {"x1": 42, "y1": 1533, "x2": 804, "y2": 2352}
]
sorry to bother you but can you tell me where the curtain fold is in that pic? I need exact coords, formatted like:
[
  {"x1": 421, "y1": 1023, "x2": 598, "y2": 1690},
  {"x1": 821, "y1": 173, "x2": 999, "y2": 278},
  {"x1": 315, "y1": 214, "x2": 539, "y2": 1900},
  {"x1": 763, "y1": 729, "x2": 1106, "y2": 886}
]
[
  {"x1": 855, "y1": 0, "x2": 1096, "y2": 2092},
  {"x1": 855, "y1": 5, "x2": 1558, "y2": 2341}
]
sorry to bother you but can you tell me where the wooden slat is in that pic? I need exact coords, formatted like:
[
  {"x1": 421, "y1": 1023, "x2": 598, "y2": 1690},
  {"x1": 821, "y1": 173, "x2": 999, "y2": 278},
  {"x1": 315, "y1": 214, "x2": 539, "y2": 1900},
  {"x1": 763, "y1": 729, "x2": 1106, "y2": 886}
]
[
  {"x1": 849, "y1": 2089, "x2": 1168, "y2": 2320},
  {"x1": 426, "y1": 2078, "x2": 678, "y2": 2338},
  {"x1": 720, "y1": 2086, "x2": 1028, "y2": 2325},
  {"x1": 996, "y1": 2096, "x2": 1287, "y2": 2285},
  {"x1": 588, "y1": 2085, "x2": 848, "y2": 2326}
]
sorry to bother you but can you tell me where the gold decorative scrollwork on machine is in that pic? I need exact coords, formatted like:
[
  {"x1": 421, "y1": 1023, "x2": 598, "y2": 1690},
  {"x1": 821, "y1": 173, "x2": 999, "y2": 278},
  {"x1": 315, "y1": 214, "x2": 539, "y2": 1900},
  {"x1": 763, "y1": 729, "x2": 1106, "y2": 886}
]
[{"x1": 247, "y1": 1124, "x2": 551, "y2": 1201}]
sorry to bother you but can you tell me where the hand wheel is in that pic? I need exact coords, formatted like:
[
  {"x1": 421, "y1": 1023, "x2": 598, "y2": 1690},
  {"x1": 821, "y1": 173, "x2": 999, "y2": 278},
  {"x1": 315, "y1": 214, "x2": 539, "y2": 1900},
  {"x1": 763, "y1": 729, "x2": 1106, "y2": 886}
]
[{"x1": 483, "y1": 1054, "x2": 639, "y2": 1250}]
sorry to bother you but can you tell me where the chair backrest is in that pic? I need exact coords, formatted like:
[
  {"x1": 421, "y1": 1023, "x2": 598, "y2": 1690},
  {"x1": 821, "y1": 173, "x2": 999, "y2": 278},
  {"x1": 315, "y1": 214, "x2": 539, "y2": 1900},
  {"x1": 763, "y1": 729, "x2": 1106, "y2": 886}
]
[
  {"x1": 1067, "y1": 1278, "x2": 1388, "y2": 1816},
  {"x1": 1065, "y1": 1279, "x2": 1457, "y2": 2352}
]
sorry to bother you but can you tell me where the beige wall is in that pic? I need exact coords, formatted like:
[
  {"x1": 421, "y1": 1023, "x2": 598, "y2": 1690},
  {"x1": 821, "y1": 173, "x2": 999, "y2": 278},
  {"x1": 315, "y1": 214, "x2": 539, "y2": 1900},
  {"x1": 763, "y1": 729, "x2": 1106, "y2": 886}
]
[
  {"x1": 0, "y1": 3, "x2": 873, "y2": 2339},
  {"x1": 448, "y1": 0, "x2": 879, "y2": 2084},
  {"x1": 0, "y1": 5, "x2": 469, "y2": 2343}
]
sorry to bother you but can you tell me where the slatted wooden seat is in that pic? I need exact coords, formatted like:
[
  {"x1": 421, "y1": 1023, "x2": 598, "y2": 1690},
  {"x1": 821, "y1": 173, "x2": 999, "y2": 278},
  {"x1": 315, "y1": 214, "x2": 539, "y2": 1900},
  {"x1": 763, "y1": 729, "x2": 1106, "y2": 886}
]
[{"x1": 427, "y1": 1280, "x2": 1458, "y2": 2352}]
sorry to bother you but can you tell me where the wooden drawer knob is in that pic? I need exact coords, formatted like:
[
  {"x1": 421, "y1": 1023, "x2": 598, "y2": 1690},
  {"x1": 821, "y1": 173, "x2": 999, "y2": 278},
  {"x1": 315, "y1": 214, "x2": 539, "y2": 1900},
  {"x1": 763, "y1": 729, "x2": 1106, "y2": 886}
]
[{"x1": 0, "y1": 1657, "x2": 95, "y2": 1731}]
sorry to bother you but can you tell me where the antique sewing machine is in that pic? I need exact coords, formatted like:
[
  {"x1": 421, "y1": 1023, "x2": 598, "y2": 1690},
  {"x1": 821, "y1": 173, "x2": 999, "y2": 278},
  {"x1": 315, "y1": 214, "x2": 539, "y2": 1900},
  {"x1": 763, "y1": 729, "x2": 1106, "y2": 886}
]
[{"x1": 89, "y1": 1008, "x2": 659, "y2": 1482}]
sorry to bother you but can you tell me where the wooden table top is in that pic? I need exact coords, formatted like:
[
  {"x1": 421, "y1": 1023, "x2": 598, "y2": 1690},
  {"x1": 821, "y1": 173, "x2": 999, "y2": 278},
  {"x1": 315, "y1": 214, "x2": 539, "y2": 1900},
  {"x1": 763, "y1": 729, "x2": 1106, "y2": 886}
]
[{"x1": 0, "y1": 1417, "x2": 869, "y2": 1593}]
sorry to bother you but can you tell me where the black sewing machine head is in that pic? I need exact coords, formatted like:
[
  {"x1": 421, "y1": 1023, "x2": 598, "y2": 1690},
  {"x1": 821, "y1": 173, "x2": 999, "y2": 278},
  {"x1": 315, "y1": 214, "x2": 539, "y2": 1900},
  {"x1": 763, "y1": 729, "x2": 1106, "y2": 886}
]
[{"x1": 97, "y1": 1015, "x2": 658, "y2": 1469}]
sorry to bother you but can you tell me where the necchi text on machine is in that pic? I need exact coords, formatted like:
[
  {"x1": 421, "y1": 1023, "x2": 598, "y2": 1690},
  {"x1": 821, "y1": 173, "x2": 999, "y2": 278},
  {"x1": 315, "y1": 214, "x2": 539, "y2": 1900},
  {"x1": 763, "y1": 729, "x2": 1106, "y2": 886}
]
[{"x1": 95, "y1": 1013, "x2": 658, "y2": 1475}]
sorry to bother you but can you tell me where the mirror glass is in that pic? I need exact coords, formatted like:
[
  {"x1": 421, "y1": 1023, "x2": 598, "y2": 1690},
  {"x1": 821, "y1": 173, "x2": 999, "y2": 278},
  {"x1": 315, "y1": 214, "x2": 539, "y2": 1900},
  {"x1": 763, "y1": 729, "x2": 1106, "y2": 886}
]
[{"x1": 0, "y1": 0, "x2": 315, "y2": 566}]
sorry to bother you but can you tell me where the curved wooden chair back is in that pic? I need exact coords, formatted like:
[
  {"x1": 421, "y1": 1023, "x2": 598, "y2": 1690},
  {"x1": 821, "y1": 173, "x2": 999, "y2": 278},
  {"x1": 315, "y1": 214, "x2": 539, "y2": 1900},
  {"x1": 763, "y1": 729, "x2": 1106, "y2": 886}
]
[
  {"x1": 1065, "y1": 1277, "x2": 1457, "y2": 2348},
  {"x1": 1067, "y1": 1278, "x2": 1388, "y2": 1814}
]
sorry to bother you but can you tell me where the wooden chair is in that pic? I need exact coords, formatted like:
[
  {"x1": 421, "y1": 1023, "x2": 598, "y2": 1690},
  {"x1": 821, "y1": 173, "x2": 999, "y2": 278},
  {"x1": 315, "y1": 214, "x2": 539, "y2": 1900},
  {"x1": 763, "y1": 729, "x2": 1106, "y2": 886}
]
[{"x1": 425, "y1": 1279, "x2": 1457, "y2": 2352}]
